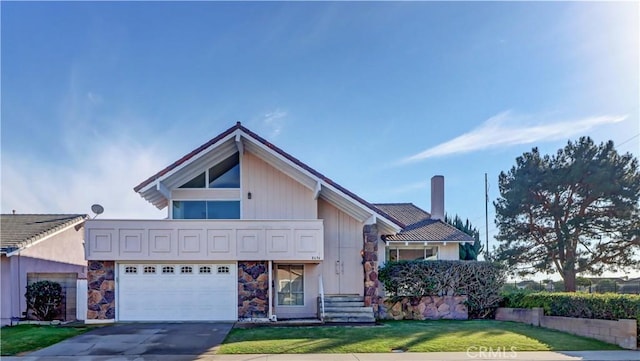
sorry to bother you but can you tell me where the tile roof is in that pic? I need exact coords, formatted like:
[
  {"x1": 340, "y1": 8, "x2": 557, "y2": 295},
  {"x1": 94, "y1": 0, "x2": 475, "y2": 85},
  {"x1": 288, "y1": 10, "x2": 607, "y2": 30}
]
[
  {"x1": 0, "y1": 214, "x2": 87, "y2": 254},
  {"x1": 134, "y1": 122, "x2": 404, "y2": 229},
  {"x1": 374, "y1": 203, "x2": 430, "y2": 228},
  {"x1": 374, "y1": 203, "x2": 473, "y2": 243}
]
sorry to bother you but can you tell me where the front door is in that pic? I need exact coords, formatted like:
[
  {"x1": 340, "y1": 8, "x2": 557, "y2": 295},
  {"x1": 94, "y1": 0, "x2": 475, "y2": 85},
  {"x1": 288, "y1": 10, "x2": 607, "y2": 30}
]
[{"x1": 320, "y1": 200, "x2": 363, "y2": 295}]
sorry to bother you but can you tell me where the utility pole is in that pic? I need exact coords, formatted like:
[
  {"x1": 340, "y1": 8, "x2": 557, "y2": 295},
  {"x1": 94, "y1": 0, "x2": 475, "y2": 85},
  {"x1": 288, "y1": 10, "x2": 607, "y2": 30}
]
[{"x1": 485, "y1": 173, "x2": 489, "y2": 260}]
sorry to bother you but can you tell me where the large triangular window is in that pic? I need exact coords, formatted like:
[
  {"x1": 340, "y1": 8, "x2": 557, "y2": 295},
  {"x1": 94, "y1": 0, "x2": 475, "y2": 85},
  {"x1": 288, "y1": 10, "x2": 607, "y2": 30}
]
[
  {"x1": 179, "y1": 172, "x2": 206, "y2": 188},
  {"x1": 178, "y1": 152, "x2": 240, "y2": 189},
  {"x1": 208, "y1": 152, "x2": 240, "y2": 188}
]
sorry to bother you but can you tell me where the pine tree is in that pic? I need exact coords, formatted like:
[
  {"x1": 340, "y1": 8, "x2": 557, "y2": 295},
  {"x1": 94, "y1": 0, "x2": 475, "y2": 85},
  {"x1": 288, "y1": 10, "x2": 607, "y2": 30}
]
[
  {"x1": 494, "y1": 137, "x2": 640, "y2": 291},
  {"x1": 445, "y1": 214, "x2": 483, "y2": 260}
]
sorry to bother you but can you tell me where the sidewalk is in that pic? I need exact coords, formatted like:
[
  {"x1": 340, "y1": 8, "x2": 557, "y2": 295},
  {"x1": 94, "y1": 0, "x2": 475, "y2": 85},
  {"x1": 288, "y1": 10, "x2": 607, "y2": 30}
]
[{"x1": 3, "y1": 351, "x2": 639, "y2": 361}]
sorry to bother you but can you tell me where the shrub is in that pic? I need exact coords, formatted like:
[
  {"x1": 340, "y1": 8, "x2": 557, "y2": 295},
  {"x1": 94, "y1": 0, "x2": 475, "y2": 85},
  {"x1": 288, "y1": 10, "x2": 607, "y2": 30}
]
[
  {"x1": 501, "y1": 291, "x2": 640, "y2": 346},
  {"x1": 25, "y1": 281, "x2": 63, "y2": 321},
  {"x1": 378, "y1": 260, "x2": 505, "y2": 318}
]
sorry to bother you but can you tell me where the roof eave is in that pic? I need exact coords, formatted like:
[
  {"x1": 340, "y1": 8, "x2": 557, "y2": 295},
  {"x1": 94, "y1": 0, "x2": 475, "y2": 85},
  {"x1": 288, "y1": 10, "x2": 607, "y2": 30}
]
[
  {"x1": 384, "y1": 239, "x2": 473, "y2": 244},
  {"x1": 4, "y1": 216, "x2": 87, "y2": 257},
  {"x1": 133, "y1": 123, "x2": 406, "y2": 230}
]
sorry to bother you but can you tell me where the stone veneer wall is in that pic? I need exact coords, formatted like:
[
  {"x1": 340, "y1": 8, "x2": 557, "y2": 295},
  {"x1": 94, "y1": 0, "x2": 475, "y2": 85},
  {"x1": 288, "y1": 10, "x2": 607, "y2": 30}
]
[
  {"x1": 238, "y1": 261, "x2": 269, "y2": 320},
  {"x1": 379, "y1": 296, "x2": 468, "y2": 320},
  {"x1": 362, "y1": 224, "x2": 468, "y2": 321},
  {"x1": 86, "y1": 261, "x2": 115, "y2": 320},
  {"x1": 362, "y1": 224, "x2": 379, "y2": 313}
]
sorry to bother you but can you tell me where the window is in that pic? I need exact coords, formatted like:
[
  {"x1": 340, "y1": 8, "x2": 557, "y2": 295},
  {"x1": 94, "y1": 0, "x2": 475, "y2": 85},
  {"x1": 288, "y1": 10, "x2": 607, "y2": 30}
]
[
  {"x1": 144, "y1": 266, "x2": 156, "y2": 274},
  {"x1": 178, "y1": 153, "x2": 240, "y2": 189},
  {"x1": 207, "y1": 201, "x2": 240, "y2": 219},
  {"x1": 173, "y1": 200, "x2": 240, "y2": 219},
  {"x1": 181, "y1": 266, "x2": 193, "y2": 274},
  {"x1": 162, "y1": 266, "x2": 175, "y2": 274},
  {"x1": 387, "y1": 246, "x2": 438, "y2": 261},
  {"x1": 124, "y1": 266, "x2": 137, "y2": 274},
  {"x1": 179, "y1": 172, "x2": 206, "y2": 188},
  {"x1": 173, "y1": 200, "x2": 206, "y2": 219},
  {"x1": 209, "y1": 153, "x2": 240, "y2": 188},
  {"x1": 277, "y1": 265, "x2": 304, "y2": 306},
  {"x1": 199, "y1": 266, "x2": 212, "y2": 274},
  {"x1": 217, "y1": 265, "x2": 230, "y2": 274}
]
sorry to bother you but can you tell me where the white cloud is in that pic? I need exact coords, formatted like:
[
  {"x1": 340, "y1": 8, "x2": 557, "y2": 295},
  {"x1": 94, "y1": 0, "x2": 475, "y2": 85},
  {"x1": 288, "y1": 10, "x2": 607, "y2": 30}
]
[
  {"x1": 0, "y1": 68, "x2": 176, "y2": 219},
  {"x1": 261, "y1": 109, "x2": 288, "y2": 138},
  {"x1": 1, "y1": 136, "x2": 169, "y2": 219},
  {"x1": 401, "y1": 112, "x2": 628, "y2": 163}
]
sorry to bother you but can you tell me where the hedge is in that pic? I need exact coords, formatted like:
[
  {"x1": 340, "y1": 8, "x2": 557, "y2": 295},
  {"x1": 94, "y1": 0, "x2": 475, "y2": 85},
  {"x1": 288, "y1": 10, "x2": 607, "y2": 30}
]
[
  {"x1": 378, "y1": 260, "x2": 505, "y2": 318},
  {"x1": 501, "y1": 291, "x2": 640, "y2": 346}
]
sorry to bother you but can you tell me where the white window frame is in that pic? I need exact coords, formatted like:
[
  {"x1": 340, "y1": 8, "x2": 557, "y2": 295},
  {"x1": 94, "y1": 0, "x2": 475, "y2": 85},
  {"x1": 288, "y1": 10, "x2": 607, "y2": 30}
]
[
  {"x1": 171, "y1": 199, "x2": 241, "y2": 220},
  {"x1": 178, "y1": 153, "x2": 241, "y2": 190},
  {"x1": 387, "y1": 245, "x2": 439, "y2": 261},
  {"x1": 169, "y1": 153, "x2": 243, "y2": 220},
  {"x1": 276, "y1": 264, "x2": 305, "y2": 307}
]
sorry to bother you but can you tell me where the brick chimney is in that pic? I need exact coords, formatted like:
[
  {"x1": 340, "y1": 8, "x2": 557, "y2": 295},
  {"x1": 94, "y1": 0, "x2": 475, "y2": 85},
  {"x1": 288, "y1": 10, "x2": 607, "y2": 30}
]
[{"x1": 430, "y1": 175, "x2": 444, "y2": 220}]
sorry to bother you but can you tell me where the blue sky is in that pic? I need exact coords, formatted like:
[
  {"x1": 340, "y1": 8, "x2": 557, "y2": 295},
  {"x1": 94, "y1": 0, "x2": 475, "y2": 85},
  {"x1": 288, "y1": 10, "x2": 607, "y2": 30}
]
[{"x1": 2, "y1": 2, "x2": 638, "y2": 273}]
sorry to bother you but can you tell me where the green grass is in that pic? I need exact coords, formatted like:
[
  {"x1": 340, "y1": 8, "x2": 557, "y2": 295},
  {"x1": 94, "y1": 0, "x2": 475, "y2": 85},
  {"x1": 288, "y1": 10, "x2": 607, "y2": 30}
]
[
  {"x1": 219, "y1": 320, "x2": 622, "y2": 354},
  {"x1": 0, "y1": 324, "x2": 91, "y2": 356}
]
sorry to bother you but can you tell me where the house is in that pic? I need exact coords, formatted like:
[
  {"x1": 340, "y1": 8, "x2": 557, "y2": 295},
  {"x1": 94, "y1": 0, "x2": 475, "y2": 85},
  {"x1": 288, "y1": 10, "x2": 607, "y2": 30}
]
[
  {"x1": 375, "y1": 198, "x2": 474, "y2": 262},
  {"x1": 1, "y1": 214, "x2": 88, "y2": 326},
  {"x1": 83, "y1": 122, "x2": 474, "y2": 323},
  {"x1": 581, "y1": 277, "x2": 640, "y2": 294},
  {"x1": 619, "y1": 277, "x2": 640, "y2": 294}
]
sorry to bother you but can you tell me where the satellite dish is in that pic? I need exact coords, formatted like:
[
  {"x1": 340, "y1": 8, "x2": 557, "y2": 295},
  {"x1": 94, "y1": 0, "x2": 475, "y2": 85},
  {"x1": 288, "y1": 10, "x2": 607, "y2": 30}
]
[{"x1": 91, "y1": 204, "x2": 104, "y2": 218}]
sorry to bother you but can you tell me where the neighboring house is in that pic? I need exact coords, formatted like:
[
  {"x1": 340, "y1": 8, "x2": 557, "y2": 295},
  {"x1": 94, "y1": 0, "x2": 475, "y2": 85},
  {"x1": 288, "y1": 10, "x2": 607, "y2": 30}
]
[
  {"x1": 1, "y1": 214, "x2": 88, "y2": 326},
  {"x1": 515, "y1": 280, "x2": 543, "y2": 291},
  {"x1": 375, "y1": 199, "x2": 474, "y2": 261},
  {"x1": 83, "y1": 122, "x2": 474, "y2": 323},
  {"x1": 619, "y1": 277, "x2": 640, "y2": 294},
  {"x1": 582, "y1": 277, "x2": 640, "y2": 294}
]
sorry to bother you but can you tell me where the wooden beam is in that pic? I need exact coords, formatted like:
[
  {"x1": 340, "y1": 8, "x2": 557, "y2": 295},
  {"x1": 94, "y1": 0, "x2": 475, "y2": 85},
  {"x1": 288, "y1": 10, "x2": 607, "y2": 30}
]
[
  {"x1": 235, "y1": 133, "x2": 244, "y2": 155},
  {"x1": 156, "y1": 181, "x2": 171, "y2": 200},
  {"x1": 314, "y1": 181, "x2": 322, "y2": 200}
]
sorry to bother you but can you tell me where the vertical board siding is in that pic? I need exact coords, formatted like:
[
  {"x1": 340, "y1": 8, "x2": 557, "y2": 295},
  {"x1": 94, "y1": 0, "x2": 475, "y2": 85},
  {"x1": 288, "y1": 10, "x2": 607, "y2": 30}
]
[
  {"x1": 242, "y1": 152, "x2": 317, "y2": 220},
  {"x1": 338, "y1": 203, "x2": 365, "y2": 295},
  {"x1": 318, "y1": 199, "x2": 339, "y2": 294},
  {"x1": 318, "y1": 199, "x2": 364, "y2": 295}
]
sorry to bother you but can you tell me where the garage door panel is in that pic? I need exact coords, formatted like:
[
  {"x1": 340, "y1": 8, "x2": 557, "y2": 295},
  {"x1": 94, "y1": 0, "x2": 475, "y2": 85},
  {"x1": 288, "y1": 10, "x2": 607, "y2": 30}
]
[{"x1": 118, "y1": 263, "x2": 237, "y2": 321}]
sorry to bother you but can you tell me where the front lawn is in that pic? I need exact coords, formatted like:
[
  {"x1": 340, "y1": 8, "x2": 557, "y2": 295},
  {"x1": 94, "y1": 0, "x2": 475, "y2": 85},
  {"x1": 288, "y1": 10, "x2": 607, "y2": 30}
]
[
  {"x1": 0, "y1": 324, "x2": 92, "y2": 356},
  {"x1": 219, "y1": 320, "x2": 621, "y2": 354}
]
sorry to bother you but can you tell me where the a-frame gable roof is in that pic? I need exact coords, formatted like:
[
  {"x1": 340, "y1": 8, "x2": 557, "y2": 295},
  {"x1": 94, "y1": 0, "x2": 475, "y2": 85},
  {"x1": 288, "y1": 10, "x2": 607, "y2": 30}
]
[{"x1": 134, "y1": 122, "x2": 403, "y2": 232}]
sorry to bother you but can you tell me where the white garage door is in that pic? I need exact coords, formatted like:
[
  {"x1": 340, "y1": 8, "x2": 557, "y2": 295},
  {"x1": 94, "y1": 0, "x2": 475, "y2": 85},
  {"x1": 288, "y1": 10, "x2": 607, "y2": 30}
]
[{"x1": 117, "y1": 263, "x2": 237, "y2": 321}]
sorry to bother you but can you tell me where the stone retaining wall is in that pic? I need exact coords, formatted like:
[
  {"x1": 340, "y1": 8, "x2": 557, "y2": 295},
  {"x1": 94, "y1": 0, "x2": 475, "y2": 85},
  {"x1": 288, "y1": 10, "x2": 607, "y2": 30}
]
[
  {"x1": 378, "y1": 296, "x2": 468, "y2": 320},
  {"x1": 238, "y1": 261, "x2": 268, "y2": 320},
  {"x1": 496, "y1": 308, "x2": 637, "y2": 350}
]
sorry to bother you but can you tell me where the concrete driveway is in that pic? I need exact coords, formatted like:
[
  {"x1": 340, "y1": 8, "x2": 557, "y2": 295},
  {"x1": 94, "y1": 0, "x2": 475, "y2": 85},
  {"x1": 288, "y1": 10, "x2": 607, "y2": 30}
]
[{"x1": 17, "y1": 322, "x2": 233, "y2": 360}]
